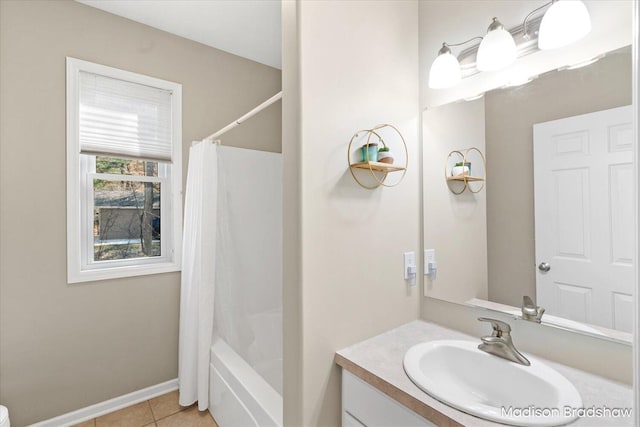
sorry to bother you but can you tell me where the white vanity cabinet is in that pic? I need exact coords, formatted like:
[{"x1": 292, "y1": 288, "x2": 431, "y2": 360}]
[{"x1": 341, "y1": 370, "x2": 436, "y2": 427}]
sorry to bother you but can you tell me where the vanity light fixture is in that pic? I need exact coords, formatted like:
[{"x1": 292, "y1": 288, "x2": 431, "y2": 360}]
[
  {"x1": 428, "y1": 44, "x2": 462, "y2": 89},
  {"x1": 476, "y1": 18, "x2": 517, "y2": 72},
  {"x1": 428, "y1": 38, "x2": 483, "y2": 89},
  {"x1": 429, "y1": 0, "x2": 592, "y2": 90},
  {"x1": 538, "y1": 0, "x2": 591, "y2": 50}
]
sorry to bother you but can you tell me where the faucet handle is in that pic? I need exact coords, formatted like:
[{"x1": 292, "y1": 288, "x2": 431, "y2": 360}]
[
  {"x1": 478, "y1": 317, "x2": 512, "y2": 336},
  {"x1": 522, "y1": 295, "x2": 537, "y2": 314},
  {"x1": 522, "y1": 296, "x2": 545, "y2": 322}
]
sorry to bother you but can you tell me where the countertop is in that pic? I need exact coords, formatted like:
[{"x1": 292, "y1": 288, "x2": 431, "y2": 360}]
[{"x1": 335, "y1": 320, "x2": 633, "y2": 426}]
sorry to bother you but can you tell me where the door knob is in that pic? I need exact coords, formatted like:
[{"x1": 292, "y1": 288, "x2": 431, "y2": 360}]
[{"x1": 538, "y1": 262, "x2": 551, "y2": 272}]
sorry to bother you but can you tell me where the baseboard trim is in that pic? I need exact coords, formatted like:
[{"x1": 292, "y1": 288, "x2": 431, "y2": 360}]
[{"x1": 28, "y1": 378, "x2": 179, "y2": 427}]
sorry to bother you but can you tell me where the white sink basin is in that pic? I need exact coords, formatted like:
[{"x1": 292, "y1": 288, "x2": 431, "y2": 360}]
[{"x1": 403, "y1": 340, "x2": 582, "y2": 426}]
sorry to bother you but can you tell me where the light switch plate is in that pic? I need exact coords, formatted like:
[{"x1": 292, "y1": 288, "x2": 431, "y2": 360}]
[{"x1": 424, "y1": 249, "x2": 436, "y2": 276}]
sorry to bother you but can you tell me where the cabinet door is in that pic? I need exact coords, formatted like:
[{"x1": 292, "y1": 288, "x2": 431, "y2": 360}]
[{"x1": 342, "y1": 370, "x2": 435, "y2": 427}]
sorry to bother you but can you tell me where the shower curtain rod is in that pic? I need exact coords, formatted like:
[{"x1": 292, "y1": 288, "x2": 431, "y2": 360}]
[{"x1": 203, "y1": 91, "x2": 283, "y2": 143}]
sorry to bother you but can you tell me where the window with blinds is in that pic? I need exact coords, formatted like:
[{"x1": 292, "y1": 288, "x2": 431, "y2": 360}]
[
  {"x1": 66, "y1": 58, "x2": 183, "y2": 283},
  {"x1": 79, "y1": 71, "x2": 173, "y2": 161}
]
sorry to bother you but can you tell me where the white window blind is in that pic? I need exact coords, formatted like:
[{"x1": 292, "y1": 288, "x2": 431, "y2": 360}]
[{"x1": 79, "y1": 71, "x2": 174, "y2": 162}]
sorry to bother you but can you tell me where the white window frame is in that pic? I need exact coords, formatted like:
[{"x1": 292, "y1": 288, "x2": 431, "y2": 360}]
[{"x1": 66, "y1": 57, "x2": 182, "y2": 283}]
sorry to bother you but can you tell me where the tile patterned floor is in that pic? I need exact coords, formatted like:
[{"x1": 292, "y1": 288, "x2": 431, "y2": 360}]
[{"x1": 71, "y1": 391, "x2": 218, "y2": 427}]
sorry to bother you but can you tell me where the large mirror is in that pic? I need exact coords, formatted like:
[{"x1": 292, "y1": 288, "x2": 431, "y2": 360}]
[{"x1": 423, "y1": 35, "x2": 633, "y2": 343}]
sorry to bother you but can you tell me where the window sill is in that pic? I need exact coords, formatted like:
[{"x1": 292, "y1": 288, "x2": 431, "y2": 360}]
[{"x1": 68, "y1": 261, "x2": 181, "y2": 284}]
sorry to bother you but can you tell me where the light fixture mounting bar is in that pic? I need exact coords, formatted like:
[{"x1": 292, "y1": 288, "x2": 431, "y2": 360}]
[
  {"x1": 457, "y1": 15, "x2": 544, "y2": 69},
  {"x1": 522, "y1": 1, "x2": 554, "y2": 39}
]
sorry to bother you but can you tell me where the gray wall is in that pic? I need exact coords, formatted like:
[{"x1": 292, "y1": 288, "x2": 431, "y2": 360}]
[
  {"x1": 0, "y1": 1, "x2": 281, "y2": 425},
  {"x1": 485, "y1": 48, "x2": 631, "y2": 307}
]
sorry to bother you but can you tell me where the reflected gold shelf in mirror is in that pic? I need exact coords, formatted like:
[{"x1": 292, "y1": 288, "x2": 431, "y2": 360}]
[{"x1": 446, "y1": 175, "x2": 485, "y2": 182}]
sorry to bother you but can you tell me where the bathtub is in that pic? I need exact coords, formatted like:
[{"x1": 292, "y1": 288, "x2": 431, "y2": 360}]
[{"x1": 209, "y1": 338, "x2": 283, "y2": 427}]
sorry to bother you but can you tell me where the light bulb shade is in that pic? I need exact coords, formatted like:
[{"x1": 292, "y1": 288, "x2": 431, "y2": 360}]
[
  {"x1": 538, "y1": 0, "x2": 591, "y2": 50},
  {"x1": 476, "y1": 25, "x2": 517, "y2": 71},
  {"x1": 428, "y1": 50, "x2": 461, "y2": 89}
]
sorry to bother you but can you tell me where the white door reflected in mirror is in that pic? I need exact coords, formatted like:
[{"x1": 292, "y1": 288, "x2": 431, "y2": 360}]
[{"x1": 533, "y1": 105, "x2": 634, "y2": 333}]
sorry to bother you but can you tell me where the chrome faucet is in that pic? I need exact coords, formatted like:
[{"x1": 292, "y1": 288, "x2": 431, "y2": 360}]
[
  {"x1": 478, "y1": 318, "x2": 530, "y2": 366},
  {"x1": 521, "y1": 295, "x2": 545, "y2": 323}
]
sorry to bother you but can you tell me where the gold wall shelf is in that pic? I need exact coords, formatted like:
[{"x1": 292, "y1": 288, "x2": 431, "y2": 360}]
[
  {"x1": 445, "y1": 147, "x2": 486, "y2": 194},
  {"x1": 347, "y1": 124, "x2": 408, "y2": 189},
  {"x1": 350, "y1": 161, "x2": 407, "y2": 173}
]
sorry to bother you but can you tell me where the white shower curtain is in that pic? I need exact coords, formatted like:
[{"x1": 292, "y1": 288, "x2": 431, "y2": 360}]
[{"x1": 178, "y1": 140, "x2": 218, "y2": 410}]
